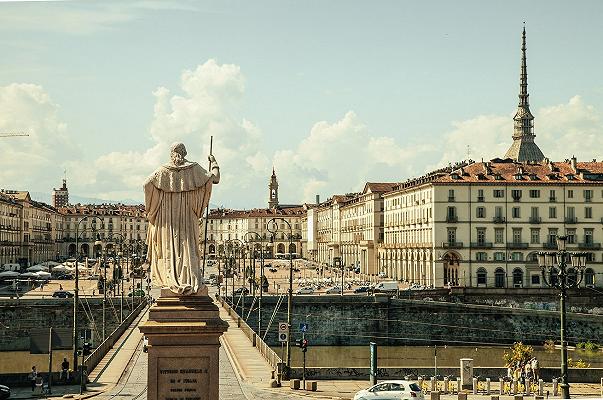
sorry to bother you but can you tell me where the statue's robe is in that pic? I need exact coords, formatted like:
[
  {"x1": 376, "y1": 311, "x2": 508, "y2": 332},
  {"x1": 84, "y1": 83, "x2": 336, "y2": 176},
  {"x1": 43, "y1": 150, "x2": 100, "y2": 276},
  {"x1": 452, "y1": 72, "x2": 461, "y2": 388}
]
[{"x1": 144, "y1": 161, "x2": 212, "y2": 295}]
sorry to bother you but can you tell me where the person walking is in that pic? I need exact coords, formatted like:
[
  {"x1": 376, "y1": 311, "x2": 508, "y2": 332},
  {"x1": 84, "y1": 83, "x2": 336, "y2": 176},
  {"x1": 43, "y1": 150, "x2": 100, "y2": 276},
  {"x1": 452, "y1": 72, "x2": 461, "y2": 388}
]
[
  {"x1": 531, "y1": 357, "x2": 539, "y2": 381},
  {"x1": 29, "y1": 366, "x2": 37, "y2": 391},
  {"x1": 60, "y1": 358, "x2": 70, "y2": 381}
]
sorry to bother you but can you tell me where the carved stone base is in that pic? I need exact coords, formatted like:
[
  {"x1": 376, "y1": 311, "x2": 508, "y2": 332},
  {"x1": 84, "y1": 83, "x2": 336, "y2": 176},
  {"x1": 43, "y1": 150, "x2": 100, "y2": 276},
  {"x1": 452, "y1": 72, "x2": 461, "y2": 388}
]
[{"x1": 139, "y1": 288, "x2": 228, "y2": 400}]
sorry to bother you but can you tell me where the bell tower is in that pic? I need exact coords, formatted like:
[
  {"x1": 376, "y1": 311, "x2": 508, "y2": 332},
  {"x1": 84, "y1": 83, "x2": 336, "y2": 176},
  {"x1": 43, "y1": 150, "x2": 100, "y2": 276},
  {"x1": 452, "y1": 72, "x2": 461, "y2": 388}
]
[{"x1": 268, "y1": 167, "x2": 279, "y2": 209}]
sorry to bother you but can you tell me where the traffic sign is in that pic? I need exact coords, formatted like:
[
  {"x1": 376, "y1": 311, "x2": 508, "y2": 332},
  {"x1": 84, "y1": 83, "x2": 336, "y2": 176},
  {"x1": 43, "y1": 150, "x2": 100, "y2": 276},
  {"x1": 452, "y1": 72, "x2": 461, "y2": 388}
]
[
  {"x1": 278, "y1": 332, "x2": 289, "y2": 342},
  {"x1": 300, "y1": 323, "x2": 308, "y2": 333},
  {"x1": 278, "y1": 322, "x2": 288, "y2": 332}
]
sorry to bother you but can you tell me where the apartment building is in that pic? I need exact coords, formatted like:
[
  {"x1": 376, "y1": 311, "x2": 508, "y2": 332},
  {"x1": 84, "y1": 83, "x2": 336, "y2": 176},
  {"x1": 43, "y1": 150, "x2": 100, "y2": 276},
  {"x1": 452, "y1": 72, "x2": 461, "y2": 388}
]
[{"x1": 0, "y1": 191, "x2": 23, "y2": 266}]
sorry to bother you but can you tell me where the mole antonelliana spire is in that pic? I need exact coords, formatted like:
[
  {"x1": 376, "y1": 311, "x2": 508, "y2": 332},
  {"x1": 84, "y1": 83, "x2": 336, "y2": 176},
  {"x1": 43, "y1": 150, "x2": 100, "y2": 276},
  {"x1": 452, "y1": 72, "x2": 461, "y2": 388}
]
[{"x1": 504, "y1": 25, "x2": 545, "y2": 162}]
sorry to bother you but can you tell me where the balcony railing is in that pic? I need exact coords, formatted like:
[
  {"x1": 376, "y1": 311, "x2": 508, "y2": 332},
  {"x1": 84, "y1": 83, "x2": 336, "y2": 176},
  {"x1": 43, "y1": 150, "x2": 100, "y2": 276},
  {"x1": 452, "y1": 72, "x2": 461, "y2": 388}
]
[
  {"x1": 448, "y1": 196, "x2": 455, "y2": 202},
  {"x1": 442, "y1": 241, "x2": 463, "y2": 249},
  {"x1": 565, "y1": 217, "x2": 578, "y2": 224},
  {"x1": 549, "y1": 197, "x2": 556, "y2": 202},
  {"x1": 477, "y1": 196, "x2": 485, "y2": 203},
  {"x1": 446, "y1": 215, "x2": 458, "y2": 223},
  {"x1": 578, "y1": 242, "x2": 601, "y2": 250},
  {"x1": 529, "y1": 217, "x2": 542, "y2": 224},
  {"x1": 471, "y1": 242, "x2": 493, "y2": 248},
  {"x1": 507, "y1": 242, "x2": 529, "y2": 249},
  {"x1": 492, "y1": 216, "x2": 506, "y2": 223}
]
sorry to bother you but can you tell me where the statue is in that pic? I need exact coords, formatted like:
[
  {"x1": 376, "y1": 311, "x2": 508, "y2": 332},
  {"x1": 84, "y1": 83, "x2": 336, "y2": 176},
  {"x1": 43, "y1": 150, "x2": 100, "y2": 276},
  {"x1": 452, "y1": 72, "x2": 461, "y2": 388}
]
[{"x1": 144, "y1": 142, "x2": 219, "y2": 295}]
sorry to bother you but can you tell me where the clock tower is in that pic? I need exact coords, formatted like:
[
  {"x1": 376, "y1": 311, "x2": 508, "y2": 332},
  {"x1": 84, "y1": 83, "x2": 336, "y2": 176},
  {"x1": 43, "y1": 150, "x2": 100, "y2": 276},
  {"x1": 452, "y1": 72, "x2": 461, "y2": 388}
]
[{"x1": 268, "y1": 167, "x2": 279, "y2": 209}]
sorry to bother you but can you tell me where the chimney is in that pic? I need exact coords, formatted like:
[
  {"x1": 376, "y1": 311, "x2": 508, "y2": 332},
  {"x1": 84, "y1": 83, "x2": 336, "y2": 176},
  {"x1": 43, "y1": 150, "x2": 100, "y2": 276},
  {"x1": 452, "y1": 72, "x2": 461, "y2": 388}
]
[
  {"x1": 315, "y1": 194, "x2": 320, "y2": 204},
  {"x1": 570, "y1": 155, "x2": 577, "y2": 172}
]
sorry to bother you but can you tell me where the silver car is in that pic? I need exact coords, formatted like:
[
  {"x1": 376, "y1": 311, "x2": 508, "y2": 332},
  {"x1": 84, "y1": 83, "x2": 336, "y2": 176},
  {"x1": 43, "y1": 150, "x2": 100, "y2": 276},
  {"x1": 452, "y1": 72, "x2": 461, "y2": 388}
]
[{"x1": 353, "y1": 380, "x2": 424, "y2": 400}]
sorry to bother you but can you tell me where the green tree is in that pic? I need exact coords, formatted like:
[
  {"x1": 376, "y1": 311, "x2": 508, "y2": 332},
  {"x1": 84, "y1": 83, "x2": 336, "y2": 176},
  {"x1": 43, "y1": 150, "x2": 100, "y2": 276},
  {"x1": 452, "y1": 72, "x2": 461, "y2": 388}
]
[{"x1": 503, "y1": 342, "x2": 534, "y2": 368}]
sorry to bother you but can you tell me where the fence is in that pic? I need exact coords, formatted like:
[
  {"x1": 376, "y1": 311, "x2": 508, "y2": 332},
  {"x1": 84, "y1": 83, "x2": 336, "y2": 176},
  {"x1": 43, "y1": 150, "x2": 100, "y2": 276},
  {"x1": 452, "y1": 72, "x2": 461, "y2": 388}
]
[
  {"x1": 218, "y1": 295, "x2": 282, "y2": 370},
  {"x1": 84, "y1": 299, "x2": 147, "y2": 372}
]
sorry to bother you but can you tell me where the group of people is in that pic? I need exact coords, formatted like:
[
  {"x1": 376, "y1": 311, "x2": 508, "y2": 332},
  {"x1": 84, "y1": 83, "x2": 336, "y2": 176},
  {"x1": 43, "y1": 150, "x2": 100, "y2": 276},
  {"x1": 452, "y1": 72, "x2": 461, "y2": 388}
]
[
  {"x1": 29, "y1": 359, "x2": 71, "y2": 391},
  {"x1": 507, "y1": 357, "x2": 539, "y2": 384}
]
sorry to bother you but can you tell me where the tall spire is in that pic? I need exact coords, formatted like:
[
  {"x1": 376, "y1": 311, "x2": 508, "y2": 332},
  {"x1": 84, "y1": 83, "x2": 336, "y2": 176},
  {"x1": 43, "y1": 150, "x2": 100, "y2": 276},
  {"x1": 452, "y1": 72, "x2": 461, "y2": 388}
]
[{"x1": 504, "y1": 24, "x2": 545, "y2": 162}]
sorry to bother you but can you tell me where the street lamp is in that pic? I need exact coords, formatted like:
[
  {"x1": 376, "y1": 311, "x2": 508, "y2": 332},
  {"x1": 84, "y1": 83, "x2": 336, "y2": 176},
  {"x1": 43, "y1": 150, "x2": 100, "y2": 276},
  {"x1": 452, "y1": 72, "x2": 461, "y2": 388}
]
[
  {"x1": 106, "y1": 233, "x2": 126, "y2": 322},
  {"x1": 73, "y1": 216, "x2": 103, "y2": 377},
  {"x1": 267, "y1": 217, "x2": 294, "y2": 376},
  {"x1": 244, "y1": 232, "x2": 264, "y2": 336},
  {"x1": 537, "y1": 235, "x2": 588, "y2": 399}
]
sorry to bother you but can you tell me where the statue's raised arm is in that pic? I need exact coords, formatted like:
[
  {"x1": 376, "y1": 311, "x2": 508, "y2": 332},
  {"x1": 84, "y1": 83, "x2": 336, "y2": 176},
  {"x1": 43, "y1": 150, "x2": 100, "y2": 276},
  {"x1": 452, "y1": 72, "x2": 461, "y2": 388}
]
[{"x1": 144, "y1": 142, "x2": 218, "y2": 295}]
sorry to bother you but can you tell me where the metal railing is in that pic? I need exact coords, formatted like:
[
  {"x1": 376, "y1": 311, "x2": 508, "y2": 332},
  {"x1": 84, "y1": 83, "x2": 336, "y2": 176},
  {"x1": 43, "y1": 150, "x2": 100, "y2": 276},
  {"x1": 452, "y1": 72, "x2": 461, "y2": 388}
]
[{"x1": 218, "y1": 296, "x2": 282, "y2": 370}]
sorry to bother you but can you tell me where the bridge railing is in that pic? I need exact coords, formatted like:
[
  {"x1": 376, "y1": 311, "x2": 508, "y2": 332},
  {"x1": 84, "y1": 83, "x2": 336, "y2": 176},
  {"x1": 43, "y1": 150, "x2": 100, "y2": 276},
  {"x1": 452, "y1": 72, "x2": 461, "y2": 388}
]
[
  {"x1": 84, "y1": 298, "x2": 148, "y2": 371},
  {"x1": 218, "y1": 295, "x2": 282, "y2": 370}
]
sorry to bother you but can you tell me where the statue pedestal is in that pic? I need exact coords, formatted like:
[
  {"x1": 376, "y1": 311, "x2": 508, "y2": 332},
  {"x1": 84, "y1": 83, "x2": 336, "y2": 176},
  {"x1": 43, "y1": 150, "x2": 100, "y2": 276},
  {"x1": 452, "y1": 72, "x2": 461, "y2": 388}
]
[{"x1": 139, "y1": 287, "x2": 228, "y2": 400}]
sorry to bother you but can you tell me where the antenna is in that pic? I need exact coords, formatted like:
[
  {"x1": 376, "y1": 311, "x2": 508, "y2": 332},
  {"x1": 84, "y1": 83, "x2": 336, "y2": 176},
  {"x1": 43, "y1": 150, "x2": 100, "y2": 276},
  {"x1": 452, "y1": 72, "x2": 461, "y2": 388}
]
[{"x1": 0, "y1": 132, "x2": 29, "y2": 138}]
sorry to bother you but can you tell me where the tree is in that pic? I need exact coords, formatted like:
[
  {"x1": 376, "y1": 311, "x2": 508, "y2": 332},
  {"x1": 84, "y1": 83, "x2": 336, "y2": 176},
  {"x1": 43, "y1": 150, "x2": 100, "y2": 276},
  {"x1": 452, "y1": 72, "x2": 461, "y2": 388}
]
[{"x1": 503, "y1": 342, "x2": 534, "y2": 368}]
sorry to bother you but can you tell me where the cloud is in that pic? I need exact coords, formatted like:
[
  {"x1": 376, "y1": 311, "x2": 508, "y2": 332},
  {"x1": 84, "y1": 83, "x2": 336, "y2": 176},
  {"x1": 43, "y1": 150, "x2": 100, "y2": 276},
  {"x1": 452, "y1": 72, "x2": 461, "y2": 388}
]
[{"x1": 0, "y1": 83, "x2": 78, "y2": 192}]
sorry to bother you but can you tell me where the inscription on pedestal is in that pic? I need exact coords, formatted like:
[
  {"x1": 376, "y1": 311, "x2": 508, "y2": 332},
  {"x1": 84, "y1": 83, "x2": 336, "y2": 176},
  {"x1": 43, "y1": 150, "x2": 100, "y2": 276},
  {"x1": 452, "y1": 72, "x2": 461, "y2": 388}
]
[{"x1": 157, "y1": 357, "x2": 209, "y2": 400}]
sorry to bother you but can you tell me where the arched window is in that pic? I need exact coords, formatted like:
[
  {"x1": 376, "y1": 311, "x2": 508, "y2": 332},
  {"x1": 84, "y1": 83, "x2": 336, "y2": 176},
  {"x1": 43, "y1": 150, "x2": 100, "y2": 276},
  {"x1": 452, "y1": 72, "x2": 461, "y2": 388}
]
[
  {"x1": 585, "y1": 268, "x2": 595, "y2": 286},
  {"x1": 477, "y1": 267, "x2": 487, "y2": 286},
  {"x1": 567, "y1": 268, "x2": 578, "y2": 286},
  {"x1": 495, "y1": 268, "x2": 506, "y2": 288},
  {"x1": 277, "y1": 243, "x2": 285, "y2": 253},
  {"x1": 208, "y1": 244, "x2": 216, "y2": 254},
  {"x1": 288, "y1": 243, "x2": 296, "y2": 254},
  {"x1": 512, "y1": 268, "x2": 524, "y2": 287}
]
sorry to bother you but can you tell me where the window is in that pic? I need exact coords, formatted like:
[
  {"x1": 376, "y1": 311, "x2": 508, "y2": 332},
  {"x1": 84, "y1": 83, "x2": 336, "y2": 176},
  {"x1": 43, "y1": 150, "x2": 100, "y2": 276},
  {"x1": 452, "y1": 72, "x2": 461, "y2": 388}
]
[
  {"x1": 585, "y1": 207, "x2": 592, "y2": 219},
  {"x1": 584, "y1": 228, "x2": 594, "y2": 244},
  {"x1": 568, "y1": 190, "x2": 574, "y2": 199},
  {"x1": 585, "y1": 268, "x2": 595, "y2": 286},
  {"x1": 512, "y1": 190, "x2": 522, "y2": 201},
  {"x1": 513, "y1": 268, "x2": 524, "y2": 287},
  {"x1": 476, "y1": 252, "x2": 488, "y2": 261},
  {"x1": 531, "y1": 275, "x2": 541, "y2": 285},
  {"x1": 495, "y1": 268, "x2": 506, "y2": 288},
  {"x1": 477, "y1": 268, "x2": 487, "y2": 285},
  {"x1": 549, "y1": 207, "x2": 557, "y2": 219},
  {"x1": 494, "y1": 251, "x2": 505, "y2": 261},
  {"x1": 476, "y1": 207, "x2": 485, "y2": 218},
  {"x1": 530, "y1": 229, "x2": 540, "y2": 244},
  {"x1": 448, "y1": 189, "x2": 455, "y2": 202},
  {"x1": 447, "y1": 206, "x2": 456, "y2": 220},
  {"x1": 584, "y1": 189, "x2": 593, "y2": 203},
  {"x1": 512, "y1": 207, "x2": 520, "y2": 218},
  {"x1": 566, "y1": 229, "x2": 576, "y2": 244},
  {"x1": 529, "y1": 190, "x2": 540, "y2": 198},
  {"x1": 447, "y1": 228, "x2": 456, "y2": 243},
  {"x1": 477, "y1": 189, "x2": 485, "y2": 202},
  {"x1": 548, "y1": 228, "x2": 558, "y2": 245},
  {"x1": 493, "y1": 189, "x2": 504, "y2": 198},
  {"x1": 549, "y1": 190, "x2": 556, "y2": 202},
  {"x1": 495, "y1": 228, "x2": 504, "y2": 244},
  {"x1": 477, "y1": 228, "x2": 486, "y2": 244},
  {"x1": 511, "y1": 252, "x2": 523, "y2": 261},
  {"x1": 512, "y1": 228, "x2": 522, "y2": 243},
  {"x1": 494, "y1": 206, "x2": 503, "y2": 218},
  {"x1": 531, "y1": 207, "x2": 539, "y2": 219}
]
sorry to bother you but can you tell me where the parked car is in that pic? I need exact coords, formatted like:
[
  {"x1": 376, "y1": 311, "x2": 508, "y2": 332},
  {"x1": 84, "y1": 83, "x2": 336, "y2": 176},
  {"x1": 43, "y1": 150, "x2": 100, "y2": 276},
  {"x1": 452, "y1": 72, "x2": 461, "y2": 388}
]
[
  {"x1": 353, "y1": 380, "x2": 424, "y2": 400},
  {"x1": 143, "y1": 336, "x2": 148, "y2": 353},
  {"x1": 0, "y1": 384, "x2": 10, "y2": 400},
  {"x1": 296, "y1": 287, "x2": 314, "y2": 295},
  {"x1": 353, "y1": 286, "x2": 371, "y2": 294},
  {"x1": 373, "y1": 281, "x2": 399, "y2": 293},
  {"x1": 55, "y1": 273, "x2": 74, "y2": 280},
  {"x1": 234, "y1": 287, "x2": 249, "y2": 295},
  {"x1": 52, "y1": 290, "x2": 74, "y2": 298},
  {"x1": 325, "y1": 286, "x2": 342, "y2": 294}
]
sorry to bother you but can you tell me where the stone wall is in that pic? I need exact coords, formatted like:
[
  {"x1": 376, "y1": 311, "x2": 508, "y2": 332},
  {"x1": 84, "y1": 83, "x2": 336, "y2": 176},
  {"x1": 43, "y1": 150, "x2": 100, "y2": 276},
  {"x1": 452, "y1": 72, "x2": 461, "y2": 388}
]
[{"x1": 233, "y1": 294, "x2": 603, "y2": 347}]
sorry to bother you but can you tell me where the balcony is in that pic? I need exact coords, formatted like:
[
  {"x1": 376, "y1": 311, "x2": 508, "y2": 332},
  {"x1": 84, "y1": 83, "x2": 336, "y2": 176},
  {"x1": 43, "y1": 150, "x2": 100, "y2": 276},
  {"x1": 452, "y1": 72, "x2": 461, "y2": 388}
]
[
  {"x1": 446, "y1": 215, "x2": 458, "y2": 223},
  {"x1": 477, "y1": 196, "x2": 485, "y2": 203},
  {"x1": 492, "y1": 216, "x2": 506, "y2": 224},
  {"x1": 549, "y1": 197, "x2": 556, "y2": 203},
  {"x1": 507, "y1": 242, "x2": 529, "y2": 249},
  {"x1": 471, "y1": 242, "x2": 493, "y2": 248},
  {"x1": 543, "y1": 242, "x2": 558, "y2": 249},
  {"x1": 529, "y1": 217, "x2": 542, "y2": 224},
  {"x1": 578, "y1": 242, "x2": 601, "y2": 250},
  {"x1": 442, "y1": 241, "x2": 463, "y2": 249},
  {"x1": 565, "y1": 217, "x2": 578, "y2": 224},
  {"x1": 448, "y1": 196, "x2": 455, "y2": 202}
]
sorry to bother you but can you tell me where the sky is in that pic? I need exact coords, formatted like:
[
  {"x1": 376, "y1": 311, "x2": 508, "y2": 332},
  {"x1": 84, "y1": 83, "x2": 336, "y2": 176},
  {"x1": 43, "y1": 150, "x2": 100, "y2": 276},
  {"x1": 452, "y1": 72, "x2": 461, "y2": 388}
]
[{"x1": 1, "y1": 0, "x2": 603, "y2": 208}]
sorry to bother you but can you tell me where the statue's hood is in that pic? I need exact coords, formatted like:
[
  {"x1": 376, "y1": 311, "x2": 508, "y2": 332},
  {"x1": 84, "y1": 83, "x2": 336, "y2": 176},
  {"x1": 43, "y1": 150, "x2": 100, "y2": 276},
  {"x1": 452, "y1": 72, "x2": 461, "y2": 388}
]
[{"x1": 144, "y1": 162, "x2": 210, "y2": 192}]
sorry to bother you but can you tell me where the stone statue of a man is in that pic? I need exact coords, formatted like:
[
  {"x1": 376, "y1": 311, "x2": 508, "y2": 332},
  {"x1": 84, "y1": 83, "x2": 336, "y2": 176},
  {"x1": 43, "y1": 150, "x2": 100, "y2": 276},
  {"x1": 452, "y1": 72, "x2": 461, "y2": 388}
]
[{"x1": 144, "y1": 142, "x2": 219, "y2": 295}]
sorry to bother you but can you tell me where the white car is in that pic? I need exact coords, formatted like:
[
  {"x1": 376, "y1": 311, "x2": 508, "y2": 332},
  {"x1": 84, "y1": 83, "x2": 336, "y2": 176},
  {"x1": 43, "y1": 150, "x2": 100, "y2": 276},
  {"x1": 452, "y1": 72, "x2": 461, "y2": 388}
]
[
  {"x1": 296, "y1": 287, "x2": 314, "y2": 295},
  {"x1": 325, "y1": 286, "x2": 342, "y2": 294},
  {"x1": 353, "y1": 380, "x2": 424, "y2": 400}
]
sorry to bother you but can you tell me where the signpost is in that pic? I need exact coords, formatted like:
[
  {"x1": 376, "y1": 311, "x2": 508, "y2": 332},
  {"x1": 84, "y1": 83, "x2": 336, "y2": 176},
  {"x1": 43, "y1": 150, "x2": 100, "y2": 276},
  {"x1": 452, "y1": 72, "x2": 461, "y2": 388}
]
[{"x1": 278, "y1": 322, "x2": 288, "y2": 384}]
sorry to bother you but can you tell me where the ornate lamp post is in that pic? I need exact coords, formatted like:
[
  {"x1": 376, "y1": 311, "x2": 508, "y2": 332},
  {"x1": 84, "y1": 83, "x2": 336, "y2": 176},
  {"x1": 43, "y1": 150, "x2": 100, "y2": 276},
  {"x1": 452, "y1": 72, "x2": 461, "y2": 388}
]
[
  {"x1": 107, "y1": 233, "x2": 126, "y2": 322},
  {"x1": 73, "y1": 216, "x2": 103, "y2": 375},
  {"x1": 538, "y1": 236, "x2": 588, "y2": 399},
  {"x1": 267, "y1": 217, "x2": 294, "y2": 376},
  {"x1": 244, "y1": 232, "x2": 264, "y2": 336}
]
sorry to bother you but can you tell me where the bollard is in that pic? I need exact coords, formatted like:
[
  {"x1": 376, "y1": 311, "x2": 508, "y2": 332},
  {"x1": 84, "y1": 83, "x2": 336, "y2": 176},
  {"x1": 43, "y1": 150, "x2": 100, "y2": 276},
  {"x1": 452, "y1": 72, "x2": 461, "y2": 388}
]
[
  {"x1": 457, "y1": 377, "x2": 461, "y2": 394},
  {"x1": 538, "y1": 379, "x2": 543, "y2": 396},
  {"x1": 552, "y1": 378, "x2": 558, "y2": 397},
  {"x1": 473, "y1": 377, "x2": 478, "y2": 395},
  {"x1": 444, "y1": 377, "x2": 449, "y2": 394},
  {"x1": 512, "y1": 379, "x2": 518, "y2": 395},
  {"x1": 525, "y1": 378, "x2": 531, "y2": 394},
  {"x1": 305, "y1": 381, "x2": 317, "y2": 391},
  {"x1": 486, "y1": 378, "x2": 491, "y2": 395},
  {"x1": 499, "y1": 378, "x2": 504, "y2": 395},
  {"x1": 431, "y1": 391, "x2": 441, "y2": 400},
  {"x1": 290, "y1": 379, "x2": 300, "y2": 390},
  {"x1": 458, "y1": 392, "x2": 467, "y2": 400},
  {"x1": 431, "y1": 377, "x2": 436, "y2": 393}
]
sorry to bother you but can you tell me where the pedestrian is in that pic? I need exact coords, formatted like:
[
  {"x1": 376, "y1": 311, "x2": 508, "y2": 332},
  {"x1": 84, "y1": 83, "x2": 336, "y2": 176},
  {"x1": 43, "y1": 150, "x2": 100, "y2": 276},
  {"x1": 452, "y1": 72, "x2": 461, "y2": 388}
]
[
  {"x1": 59, "y1": 284, "x2": 63, "y2": 291},
  {"x1": 531, "y1": 357, "x2": 539, "y2": 381},
  {"x1": 29, "y1": 366, "x2": 37, "y2": 391},
  {"x1": 524, "y1": 361, "x2": 532, "y2": 382},
  {"x1": 60, "y1": 358, "x2": 70, "y2": 381}
]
